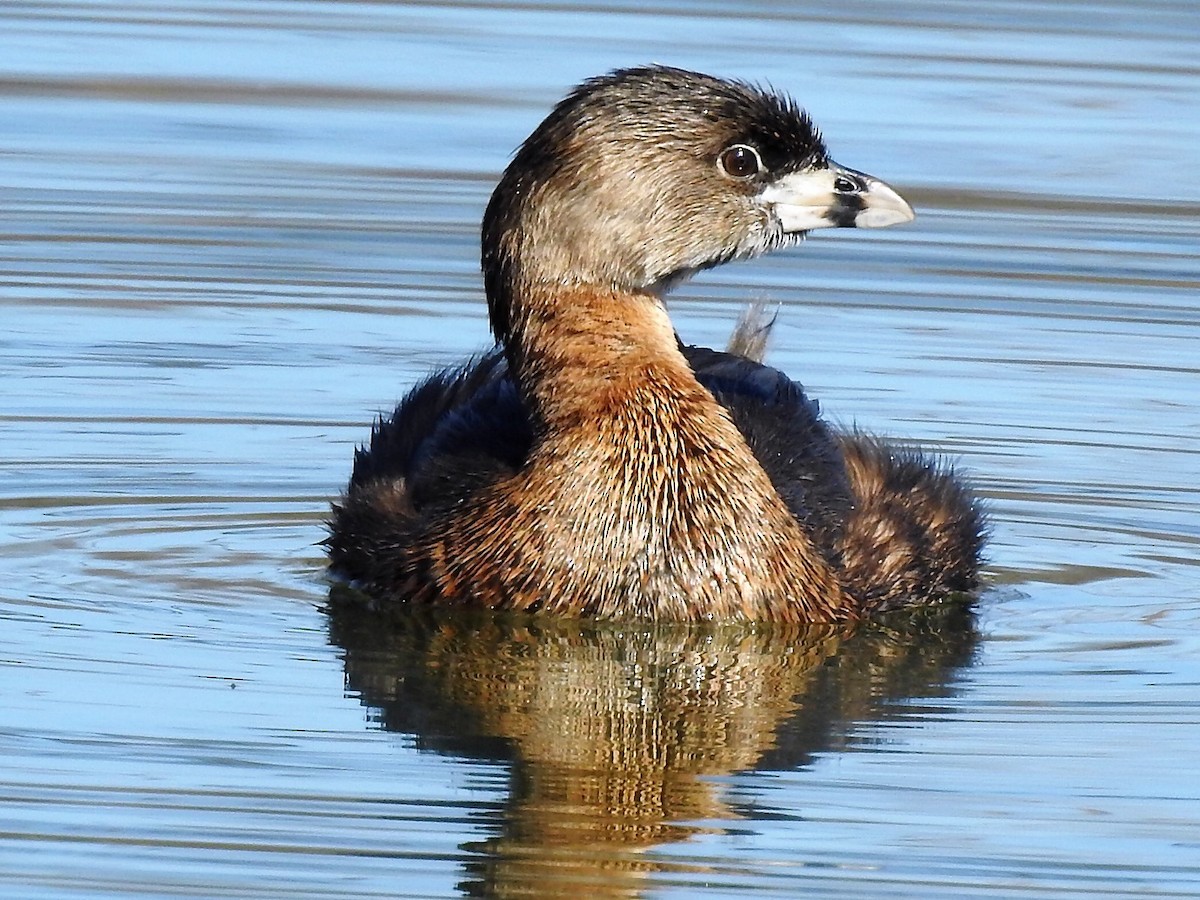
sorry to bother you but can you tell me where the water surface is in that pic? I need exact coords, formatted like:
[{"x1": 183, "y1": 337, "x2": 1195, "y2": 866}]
[{"x1": 2, "y1": 1, "x2": 1198, "y2": 897}]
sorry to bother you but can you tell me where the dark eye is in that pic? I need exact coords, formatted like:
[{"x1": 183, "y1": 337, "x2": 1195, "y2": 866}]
[
  {"x1": 833, "y1": 174, "x2": 862, "y2": 194},
  {"x1": 718, "y1": 144, "x2": 762, "y2": 179}
]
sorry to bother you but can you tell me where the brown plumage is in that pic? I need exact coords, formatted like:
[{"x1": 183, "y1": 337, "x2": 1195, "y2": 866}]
[{"x1": 327, "y1": 65, "x2": 986, "y2": 621}]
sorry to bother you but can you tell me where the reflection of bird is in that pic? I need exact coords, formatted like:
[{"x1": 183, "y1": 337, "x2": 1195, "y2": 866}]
[
  {"x1": 328, "y1": 65, "x2": 985, "y2": 621},
  {"x1": 327, "y1": 600, "x2": 980, "y2": 897}
]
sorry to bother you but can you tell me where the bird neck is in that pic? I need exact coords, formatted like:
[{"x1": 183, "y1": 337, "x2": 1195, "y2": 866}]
[
  {"x1": 501, "y1": 278, "x2": 692, "y2": 426},
  {"x1": 487, "y1": 276, "x2": 853, "y2": 622}
]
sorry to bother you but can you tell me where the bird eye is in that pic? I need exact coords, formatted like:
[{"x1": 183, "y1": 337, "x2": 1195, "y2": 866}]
[
  {"x1": 718, "y1": 144, "x2": 762, "y2": 179},
  {"x1": 833, "y1": 174, "x2": 862, "y2": 194}
]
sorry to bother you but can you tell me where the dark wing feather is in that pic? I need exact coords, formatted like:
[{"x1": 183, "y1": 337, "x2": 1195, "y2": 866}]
[
  {"x1": 683, "y1": 344, "x2": 853, "y2": 556},
  {"x1": 346, "y1": 350, "x2": 529, "y2": 511},
  {"x1": 329, "y1": 351, "x2": 518, "y2": 584}
]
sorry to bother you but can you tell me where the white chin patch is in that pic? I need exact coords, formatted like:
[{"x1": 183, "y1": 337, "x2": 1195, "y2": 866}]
[{"x1": 773, "y1": 205, "x2": 834, "y2": 234}]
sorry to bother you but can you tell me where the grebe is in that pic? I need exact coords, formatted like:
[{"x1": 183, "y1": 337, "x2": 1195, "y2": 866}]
[{"x1": 328, "y1": 66, "x2": 985, "y2": 621}]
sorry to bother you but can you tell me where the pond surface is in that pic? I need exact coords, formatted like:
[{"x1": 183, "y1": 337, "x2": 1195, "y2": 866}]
[{"x1": 2, "y1": 1, "x2": 1198, "y2": 897}]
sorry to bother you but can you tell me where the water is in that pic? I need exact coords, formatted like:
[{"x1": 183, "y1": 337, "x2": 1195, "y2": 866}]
[{"x1": 2, "y1": 1, "x2": 1198, "y2": 897}]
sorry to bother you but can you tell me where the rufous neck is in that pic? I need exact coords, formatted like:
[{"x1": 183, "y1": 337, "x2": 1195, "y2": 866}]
[{"x1": 499, "y1": 279, "x2": 699, "y2": 427}]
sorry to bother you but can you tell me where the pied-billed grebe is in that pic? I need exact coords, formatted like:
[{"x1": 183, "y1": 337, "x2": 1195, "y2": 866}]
[{"x1": 328, "y1": 65, "x2": 985, "y2": 622}]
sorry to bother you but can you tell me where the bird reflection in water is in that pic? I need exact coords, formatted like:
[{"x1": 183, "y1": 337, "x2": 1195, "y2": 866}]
[{"x1": 327, "y1": 591, "x2": 978, "y2": 897}]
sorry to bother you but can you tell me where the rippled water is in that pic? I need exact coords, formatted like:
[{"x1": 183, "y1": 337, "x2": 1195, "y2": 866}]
[{"x1": 3, "y1": 2, "x2": 1198, "y2": 897}]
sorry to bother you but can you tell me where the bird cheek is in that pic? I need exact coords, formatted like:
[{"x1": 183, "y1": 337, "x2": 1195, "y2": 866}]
[{"x1": 739, "y1": 208, "x2": 783, "y2": 257}]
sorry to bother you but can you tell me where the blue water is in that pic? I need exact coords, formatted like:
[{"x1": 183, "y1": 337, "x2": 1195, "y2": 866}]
[{"x1": 2, "y1": 1, "x2": 1198, "y2": 897}]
